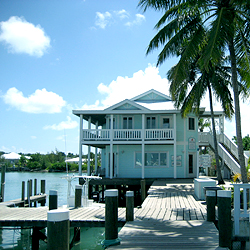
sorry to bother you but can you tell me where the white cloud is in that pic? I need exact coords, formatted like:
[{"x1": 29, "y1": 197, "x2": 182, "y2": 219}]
[
  {"x1": 82, "y1": 64, "x2": 170, "y2": 109},
  {"x1": 125, "y1": 14, "x2": 146, "y2": 27},
  {"x1": 114, "y1": 10, "x2": 130, "y2": 20},
  {"x1": 95, "y1": 12, "x2": 112, "y2": 29},
  {"x1": 44, "y1": 116, "x2": 78, "y2": 131},
  {"x1": 3, "y1": 87, "x2": 66, "y2": 114},
  {"x1": 31, "y1": 136, "x2": 37, "y2": 140},
  {"x1": 94, "y1": 10, "x2": 145, "y2": 29},
  {"x1": 0, "y1": 16, "x2": 50, "y2": 57}
]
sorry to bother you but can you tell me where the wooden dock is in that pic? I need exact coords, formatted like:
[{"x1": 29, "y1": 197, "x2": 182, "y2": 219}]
[
  {"x1": 0, "y1": 205, "x2": 125, "y2": 227},
  {"x1": 110, "y1": 180, "x2": 227, "y2": 250},
  {"x1": 0, "y1": 194, "x2": 47, "y2": 207},
  {"x1": 0, "y1": 179, "x2": 227, "y2": 249}
]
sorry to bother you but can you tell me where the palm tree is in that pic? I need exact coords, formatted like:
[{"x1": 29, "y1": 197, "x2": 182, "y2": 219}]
[
  {"x1": 198, "y1": 118, "x2": 211, "y2": 133},
  {"x1": 168, "y1": 55, "x2": 234, "y2": 184},
  {"x1": 138, "y1": 0, "x2": 250, "y2": 183}
]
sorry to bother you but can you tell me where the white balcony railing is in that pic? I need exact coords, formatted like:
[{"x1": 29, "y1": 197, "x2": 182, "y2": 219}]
[
  {"x1": 83, "y1": 129, "x2": 110, "y2": 140},
  {"x1": 145, "y1": 129, "x2": 173, "y2": 140},
  {"x1": 82, "y1": 129, "x2": 174, "y2": 141},
  {"x1": 114, "y1": 129, "x2": 142, "y2": 140}
]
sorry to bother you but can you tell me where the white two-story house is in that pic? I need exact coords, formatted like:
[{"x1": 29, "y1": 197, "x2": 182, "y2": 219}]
[{"x1": 73, "y1": 89, "x2": 228, "y2": 179}]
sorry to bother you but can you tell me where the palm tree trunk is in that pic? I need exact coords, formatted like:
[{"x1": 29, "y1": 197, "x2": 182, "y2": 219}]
[
  {"x1": 208, "y1": 82, "x2": 224, "y2": 184},
  {"x1": 228, "y1": 37, "x2": 248, "y2": 183}
]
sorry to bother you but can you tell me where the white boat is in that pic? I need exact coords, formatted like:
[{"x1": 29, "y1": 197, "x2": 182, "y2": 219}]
[{"x1": 61, "y1": 175, "x2": 102, "y2": 207}]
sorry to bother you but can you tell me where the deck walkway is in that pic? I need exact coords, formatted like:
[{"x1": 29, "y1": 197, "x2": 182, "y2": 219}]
[
  {"x1": 0, "y1": 205, "x2": 125, "y2": 227},
  {"x1": 0, "y1": 179, "x2": 227, "y2": 249},
  {"x1": 110, "y1": 179, "x2": 227, "y2": 250}
]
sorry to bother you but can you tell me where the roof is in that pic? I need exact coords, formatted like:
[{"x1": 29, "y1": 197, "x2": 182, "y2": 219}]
[
  {"x1": 130, "y1": 89, "x2": 172, "y2": 103},
  {"x1": 2, "y1": 152, "x2": 21, "y2": 160},
  {"x1": 72, "y1": 89, "x2": 221, "y2": 125}
]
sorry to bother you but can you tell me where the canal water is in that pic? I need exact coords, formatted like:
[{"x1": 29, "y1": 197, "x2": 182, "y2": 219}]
[{"x1": 0, "y1": 172, "x2": 105, "y2": 249}]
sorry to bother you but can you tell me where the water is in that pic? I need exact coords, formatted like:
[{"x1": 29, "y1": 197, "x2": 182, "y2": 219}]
[{"x1": 0, "y1": 172, "x2": 105, "y2": 250}]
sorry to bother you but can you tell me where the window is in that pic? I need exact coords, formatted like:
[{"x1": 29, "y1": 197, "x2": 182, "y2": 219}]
[
  {"x1": 123, "y1": 117, "x2": 133, "y2": 129},
  {"x1": 146, "y1": 116, "x2": 156, "y2": 129},
  {"x1": 135, "y1": 152, "x2": 168, "y2": 167},
  {"x1": 135, "y1": 152, "x2": 142, "y2": 167},
  {"x1": 145, "y1": 153, "x2": 159, "y2": 166},
  {"x1": 162, "y1": 118, "x2": 170, "y2": 128},
  {"x1": 189, "y1": 117, "x2": 195, "y2": 130},
  {"x1": 160, "y1": 153, "x2": 167, "y2": 165}
]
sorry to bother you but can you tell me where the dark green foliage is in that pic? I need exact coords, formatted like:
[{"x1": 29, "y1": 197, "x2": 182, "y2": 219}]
[
  {"x1": 232, "y1": 134, "x2": 250, "y2": 151},
  {"x1": 1, "y1": 150, "x2": 87, "y2": 172}
]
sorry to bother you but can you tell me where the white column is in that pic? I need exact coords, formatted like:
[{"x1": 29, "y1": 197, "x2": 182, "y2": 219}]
[
  {"x1": 196, "y1": 147, "x2": 199, "y2": 178},
  {"x1": 87, "y1": 117, "x2": 91, "y2": 176},
  {"x1": 110, "y1": 114, "x2": 114, "y2": 179},
  {"x1": 79, "y1": 114, "x2": 83, "y2": 176},
  {"x1": 174, "y1": 114, "x2": 177, "y2": 179},
  {"x1": 220, "y1": 114, "x2": 224, "y2": 134},
  {"x1": 142, "y1": 114, "x2": 145, "y2": 179}
]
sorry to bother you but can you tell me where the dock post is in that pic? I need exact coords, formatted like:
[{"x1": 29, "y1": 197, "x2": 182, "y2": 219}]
[
  {"x1": 27, "y1": 180, "x2": 31, "y2": 207},
  {"x1": 29, "y1": 179, "x2": 33, "y2": 196},
  {"x1": 101, "y1": 189, "x2": 120, "y2": 248},
  {"x1": 75, "y1": 185, "x2": 82, "y2": 208},
  {"x1": 0, "y1": 165, "x2": 6, "y2": 202},
  {"x1": 49, "y1": 190, "x2": 58, "y2": 210},
  {"x1": 47, "y1": 209, "x2": 70, "y2": 250},
  {"x1": 126, "y1": 191, "x2": 134, "y2": 221},
  {"x1": 217, "y1": 190, "x2": 232, "y2": 248},
  {"x1": 34, "y1": 179, "x2": 37, "y2": 207},
  {"x1": 141, "y1": 179, "x2": 146, "y2": 202},
  {"x1": 21, "y1": 181, "x2": 25, "y2": 207},
  {"x1": 206, "y1": 190, "x2": 216, "y2": 222},
  {"x1": 41, "y1": 180, "x2": 46, "y2": 206},
  {"x1": 29, "y1": 179, "x2": 33, "y2": 207}
]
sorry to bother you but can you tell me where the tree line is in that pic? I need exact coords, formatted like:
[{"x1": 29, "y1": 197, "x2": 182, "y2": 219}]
[{"x1": 0, "y1": 150, "x2": 100, "y2": 172}]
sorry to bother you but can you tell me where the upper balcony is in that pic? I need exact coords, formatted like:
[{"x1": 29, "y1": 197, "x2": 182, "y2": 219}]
[{"x1": 82, "y1": 128, "x2": 174, "y2": 144}]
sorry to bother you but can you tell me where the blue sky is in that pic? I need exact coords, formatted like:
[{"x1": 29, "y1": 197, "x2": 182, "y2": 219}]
[{"x1": 0, "y1": 0, "x2": 249, "y2": 155}]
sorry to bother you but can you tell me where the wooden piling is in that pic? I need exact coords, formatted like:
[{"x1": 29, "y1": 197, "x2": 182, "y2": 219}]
[
  {"x1": 75, "y1": 185, "x2": 82, "y2": 208},
  {"x1": 206, "y1": 190, "x2": 216, "y2": 222},
  {"x1": 47, "y1": 209, "x2": 70, "y2": 250},
  {"x1": 21, "y1": 181, "x2": 25, "y2": 207},
  {"x1": 27, "y1": 180, "x2": 31, "y2": 207},
  {"x1": 126, "y1": 191, "x2": 134, "y2": 222},
  {"x1": 141, "y1": 179, "x2": 146, "y2": 202},
  {"x1": 0, "y1": 165, "x2": 6, "y2": 202},
  {"x1": 218, "y1": 190, "x2": 232, "y2": 248},
  {"x1": 49, "y1": 190, "x2": 58, "y2": 210},
  {"x1": 34, "y1": 179, "x2": 37, "y2": 207},
  {"x1": 40, "y1": 180, "x2": 46, "y2": 206},
  {"x1": 29, "y1": 179, "x2": 33, "y2": 196},
  {"x1": 102, "y1": 189, "x2": 120, "y2": 248}
]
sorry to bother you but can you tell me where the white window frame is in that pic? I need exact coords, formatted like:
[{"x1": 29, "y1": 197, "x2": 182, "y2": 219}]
[
  {"x1": 123, "y1": 116, "x2": 133, "y2": 129},
  {"x1": 162, "y1": 116, "x2": 171, "y2": 129},
  {"x1": 188, "y1": 117, "x2": 195, "y2": 131},
  {"x1": 135, "y1": 151, "x2": 169, "y2": 168},
  {"x1": 146, "y1": 116, "x2": 157, "y2": 129}
]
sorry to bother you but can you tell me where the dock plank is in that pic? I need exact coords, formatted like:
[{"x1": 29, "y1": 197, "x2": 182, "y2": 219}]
[{"x1": 109, "y1": 220, "x2": 223, "y2": 249}]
